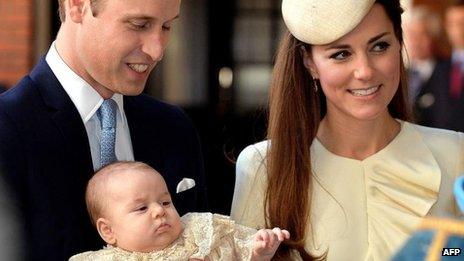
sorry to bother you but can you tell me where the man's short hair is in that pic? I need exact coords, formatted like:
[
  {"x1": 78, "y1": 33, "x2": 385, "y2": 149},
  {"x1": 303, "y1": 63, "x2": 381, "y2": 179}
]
[
  {"x1": 450, "y1": 0, "x2": 464, "y2": 8},
  {"x1": 404, "y1": 6, "x2": 442, "y2": 38},
  {"x1": 57, "y1": 0, "x2": 104, "y2": 22},
  {"x1": 85, "y1": 161, "x2": 155, "y2": 225}
]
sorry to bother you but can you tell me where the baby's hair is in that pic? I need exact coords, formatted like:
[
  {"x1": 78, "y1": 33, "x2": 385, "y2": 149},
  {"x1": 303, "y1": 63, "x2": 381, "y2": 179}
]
[{"x1": 85, "y1": 161, "x2": 155, "y2": 226}]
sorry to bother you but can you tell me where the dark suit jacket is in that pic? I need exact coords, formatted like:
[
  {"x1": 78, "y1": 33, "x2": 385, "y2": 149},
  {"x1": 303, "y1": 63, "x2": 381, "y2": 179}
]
[
  {"x1": 413, "y1": 59, "x2": 464, "y2": 132},
  {"x1": 0, "y1": 58, "x2": 208, "y2": 260}
]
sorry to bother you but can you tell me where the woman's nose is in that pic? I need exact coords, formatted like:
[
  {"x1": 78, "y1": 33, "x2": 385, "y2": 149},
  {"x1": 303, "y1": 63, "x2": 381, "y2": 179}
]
[{"x1": 353, "y1": 55, "x2": 374, "y2": 81}]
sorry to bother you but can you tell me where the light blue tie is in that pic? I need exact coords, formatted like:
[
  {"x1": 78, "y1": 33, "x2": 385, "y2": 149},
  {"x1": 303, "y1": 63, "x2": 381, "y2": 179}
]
[{"x1": 97, "y1": 99, "x2": 118, "y2": 167}]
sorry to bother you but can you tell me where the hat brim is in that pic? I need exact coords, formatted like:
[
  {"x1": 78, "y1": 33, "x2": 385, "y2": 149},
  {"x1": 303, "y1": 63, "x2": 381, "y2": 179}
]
[{"x1": 282, "y1": 0, "x2": 376, "y2": 45}]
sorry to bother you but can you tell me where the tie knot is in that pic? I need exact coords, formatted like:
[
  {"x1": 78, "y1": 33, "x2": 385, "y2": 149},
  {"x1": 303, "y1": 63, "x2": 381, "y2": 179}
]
[{"x1": 98, "y1": 99, "x2": 118, "y2": 129}]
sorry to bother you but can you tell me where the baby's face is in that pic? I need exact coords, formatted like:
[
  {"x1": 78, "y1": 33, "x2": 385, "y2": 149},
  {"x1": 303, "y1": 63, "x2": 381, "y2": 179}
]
[{"x1": 104, "y1": 169, "x2": 183, "y2": 252}]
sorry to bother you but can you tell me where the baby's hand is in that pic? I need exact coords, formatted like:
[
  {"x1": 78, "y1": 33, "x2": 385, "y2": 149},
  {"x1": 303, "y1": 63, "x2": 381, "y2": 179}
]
[{"x1": 251, "y1": 227, "x2": 290, "y2": 261}]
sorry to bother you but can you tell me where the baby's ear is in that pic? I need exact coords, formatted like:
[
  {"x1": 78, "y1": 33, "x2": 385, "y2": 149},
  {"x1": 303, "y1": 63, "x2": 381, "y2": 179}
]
[{"x1": 96, "y1": 218, "x2": 116, "y2": 245}]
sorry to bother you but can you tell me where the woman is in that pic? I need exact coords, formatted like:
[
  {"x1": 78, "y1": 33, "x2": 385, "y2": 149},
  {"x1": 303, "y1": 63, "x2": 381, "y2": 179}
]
[{"x1": 230, "y1": 0, "x2": 464, "y2": 260}]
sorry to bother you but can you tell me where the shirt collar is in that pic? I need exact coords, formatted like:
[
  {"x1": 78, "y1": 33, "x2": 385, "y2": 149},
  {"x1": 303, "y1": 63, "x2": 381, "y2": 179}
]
[
  {"x1": 45, "y1": 41, "x2": 124, "y2": 123},
  {"x1": 410, "y1": 59, "x2": 435, "y2": 80},
  {"x1": 452, "y1": 50, "x2": 464, "y2": 64}
]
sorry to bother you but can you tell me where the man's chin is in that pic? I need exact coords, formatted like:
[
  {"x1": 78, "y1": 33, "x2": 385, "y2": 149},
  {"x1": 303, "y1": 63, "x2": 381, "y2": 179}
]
[{"x1": 118, "y1": 86, "x2": 145, "y2": 96}]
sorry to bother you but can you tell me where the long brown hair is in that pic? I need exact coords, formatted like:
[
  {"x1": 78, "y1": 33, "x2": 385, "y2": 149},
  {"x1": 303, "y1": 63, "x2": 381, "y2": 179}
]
[{"x1": 265, "y1": 0, "x2": 410, "y2": 259}]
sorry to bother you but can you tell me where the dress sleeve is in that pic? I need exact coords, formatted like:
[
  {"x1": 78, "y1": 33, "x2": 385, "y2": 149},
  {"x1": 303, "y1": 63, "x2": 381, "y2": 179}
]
[{"x1": 230, "y1": 143, "x2": 268, "y2": 229}]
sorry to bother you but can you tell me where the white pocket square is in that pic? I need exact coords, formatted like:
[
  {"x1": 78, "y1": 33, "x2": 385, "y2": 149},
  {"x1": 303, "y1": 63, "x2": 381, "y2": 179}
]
[{"x1": 176, "y1": 178, "x2": 196, "y2": 193}]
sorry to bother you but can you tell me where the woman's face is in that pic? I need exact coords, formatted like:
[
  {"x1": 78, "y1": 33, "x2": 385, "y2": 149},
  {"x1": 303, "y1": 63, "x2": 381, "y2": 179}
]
[{"x1": 303, "y1": 4, "x2": 401, "y2": 121}]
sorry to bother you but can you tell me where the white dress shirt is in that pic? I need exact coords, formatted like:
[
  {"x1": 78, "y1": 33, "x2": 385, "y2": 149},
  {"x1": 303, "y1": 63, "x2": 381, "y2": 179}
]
[
  {"x1": 410, "y1": 58, "x2": 436, "y2": 83},
  {"x1": 45, "y1": 42, "x2": 134, "y2": 170}
]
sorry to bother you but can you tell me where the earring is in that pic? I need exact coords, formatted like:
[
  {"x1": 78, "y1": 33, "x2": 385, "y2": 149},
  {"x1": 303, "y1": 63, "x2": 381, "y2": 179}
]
[{"x1": 312, "y1": 78, "x2": 319, "y2": 92}]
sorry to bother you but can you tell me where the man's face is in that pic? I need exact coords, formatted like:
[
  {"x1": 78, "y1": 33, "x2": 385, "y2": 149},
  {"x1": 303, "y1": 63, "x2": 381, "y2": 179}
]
[
  {"x1": 446, "y1": 6, "x2": 464, "y2": 49},
  {"x1": 74, "y1": 0, "x2": 180, "y2": 97},
  {"x1": 404, "y1": 20, "x2": 434, "y2": 61}
]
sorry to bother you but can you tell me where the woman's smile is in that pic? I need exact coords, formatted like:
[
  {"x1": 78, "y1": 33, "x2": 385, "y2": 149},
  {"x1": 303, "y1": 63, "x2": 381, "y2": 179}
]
[{"x1": 348, "y1": 84, "x2": 382, "y2": 97}]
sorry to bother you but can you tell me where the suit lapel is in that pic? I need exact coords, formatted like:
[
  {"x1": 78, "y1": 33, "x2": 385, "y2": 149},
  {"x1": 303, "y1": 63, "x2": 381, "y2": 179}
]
[
  {"x1": 30, "y1": 58, "x2": 94, "y2": 176},
  {"x1": 124, "y1": 95, "x2": 163, "y2": 170}
]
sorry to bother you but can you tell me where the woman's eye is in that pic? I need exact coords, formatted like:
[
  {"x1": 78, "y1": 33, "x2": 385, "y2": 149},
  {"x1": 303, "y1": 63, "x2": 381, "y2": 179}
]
[
  {"x1": 162, "y1": 25, "x2": 172, "y2": 31},
  {"x1": 372, "y1": 41, "x2": 391, "y2": 52},
  {"x1": 162, "y1": 201, "x2": 171, "y2": 206},
  {"x1": 330, "y1": 50, "x2": 351, "y2": 60}
]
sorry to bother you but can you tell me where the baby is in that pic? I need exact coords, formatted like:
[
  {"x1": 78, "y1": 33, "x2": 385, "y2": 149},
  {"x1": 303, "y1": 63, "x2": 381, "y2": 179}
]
[{"x1": 70, "y1": 161, "x2": 289, "y2": 260}]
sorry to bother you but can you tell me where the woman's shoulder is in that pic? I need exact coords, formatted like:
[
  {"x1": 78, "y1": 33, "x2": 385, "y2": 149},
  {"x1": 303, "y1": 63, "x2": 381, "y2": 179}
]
[
  {"x1": 410, "y1": 122, "x2": 463, "y2": 139},
  {"x1": 407, "y1": 122, "x2": 464, "y2": 153},
  {"x1": 406, "y1": 122, "x2": 464, "y2": 185},
  {"x1": 231, "y1": 141, "x2": 269, "y2": 226},
  {"x1": 236, "y1": 140, "x2": 269, "y2": 180},
  {"x1": 237, "y1": 140, "x2": 269, "y2": 162},
  {"x1": 236, "y1": 141, "x2": 269, "y2": 172}
]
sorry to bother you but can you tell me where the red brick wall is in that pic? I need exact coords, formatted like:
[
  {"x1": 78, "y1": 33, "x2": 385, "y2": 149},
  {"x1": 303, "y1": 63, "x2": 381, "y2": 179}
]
[{"x1": 0, "y1": 1, "x2": 34, "y2": 88}]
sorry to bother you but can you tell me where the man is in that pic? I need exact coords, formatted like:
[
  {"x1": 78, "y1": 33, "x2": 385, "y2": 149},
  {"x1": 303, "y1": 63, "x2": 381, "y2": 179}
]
[
  {"x1": 415, "y1": 1, "x2": 464, "y2": 131},
  {"x1": 0, "y1": 0, "x2": 207, "y2": 260},
  {"x1": 403, "y1": 6, "x2": 444, "y2": 125}
]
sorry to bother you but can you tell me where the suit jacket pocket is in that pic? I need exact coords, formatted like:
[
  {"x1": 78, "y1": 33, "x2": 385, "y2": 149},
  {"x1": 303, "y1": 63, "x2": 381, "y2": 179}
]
[{"x1": 173, "y1": 187, "x2": 197, "y2": 216}]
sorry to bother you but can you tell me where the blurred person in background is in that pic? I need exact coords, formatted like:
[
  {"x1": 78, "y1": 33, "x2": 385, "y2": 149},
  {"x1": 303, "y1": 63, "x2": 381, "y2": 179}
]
[
  {"x1": 0, "y1": 83, "x2": 6, "y2": 94},
  {"x1": 403, "y1": 6, "x2": 445, "y2": 125},
  {"x1": 416, "y1": 0, "x2": 464, "y2": 132},
  {"x1": 0, "y1": 0, "x2": 207, "y2": 260}
]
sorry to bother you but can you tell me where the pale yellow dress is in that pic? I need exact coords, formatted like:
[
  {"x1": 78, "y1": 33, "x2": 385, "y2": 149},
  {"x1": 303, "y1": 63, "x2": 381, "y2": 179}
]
[
  {"x1": 231, "y1": 121, "x2": 464, "y2": 260},
  {"x1": 69, "y1": 213, "x2": 255, "y2": 261}
]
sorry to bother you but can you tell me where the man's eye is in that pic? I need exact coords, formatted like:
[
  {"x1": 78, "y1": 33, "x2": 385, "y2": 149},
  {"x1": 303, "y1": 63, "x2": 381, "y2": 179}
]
[
  {"x1": 131, "y1": 22, "x2": 150, "y2": 30},
  {"x1": 162, "y1": 25, "x2": 171, "y2": 31},
  {"x1": 330, "y1": 50, "x2": 351, "y2": 60},
  {"x1": 162, "y1": 201, "x2": 171, "y2": 206},
  {"x1": 371, "y1": 41, "x2": 391, "y2": 53}
]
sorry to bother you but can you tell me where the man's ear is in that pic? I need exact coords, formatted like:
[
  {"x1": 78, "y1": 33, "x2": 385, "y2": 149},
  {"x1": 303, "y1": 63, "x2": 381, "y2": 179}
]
[
  {"x1": 300, "y1": 46, "x2": 320, "y2": 79},
  {"x1": 96, "y1": 218, "x2": 116, "y2": 245},
  {"x1": 67, "y1": 0, "x2": 89, "y2": 23}
]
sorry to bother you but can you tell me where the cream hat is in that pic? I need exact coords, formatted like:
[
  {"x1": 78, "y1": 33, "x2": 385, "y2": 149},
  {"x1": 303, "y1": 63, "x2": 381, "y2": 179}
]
[{"x1": 282, "y1": 0, "x2": 376, "y2": 45}]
